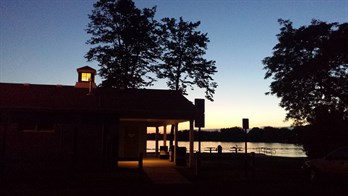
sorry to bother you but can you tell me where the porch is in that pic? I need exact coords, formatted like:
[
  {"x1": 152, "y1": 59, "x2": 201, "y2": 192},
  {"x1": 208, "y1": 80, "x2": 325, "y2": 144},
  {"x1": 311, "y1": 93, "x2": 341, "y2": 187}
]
[{"x1": 117, "y1": 155, "x2": 191, "y2": 184}]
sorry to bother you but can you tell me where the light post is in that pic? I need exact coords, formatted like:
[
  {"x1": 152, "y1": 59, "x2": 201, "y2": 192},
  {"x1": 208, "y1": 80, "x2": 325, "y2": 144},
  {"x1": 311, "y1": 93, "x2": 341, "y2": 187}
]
[{"x1": 243, "y1": 118, "x2": 249, "y2": 177}]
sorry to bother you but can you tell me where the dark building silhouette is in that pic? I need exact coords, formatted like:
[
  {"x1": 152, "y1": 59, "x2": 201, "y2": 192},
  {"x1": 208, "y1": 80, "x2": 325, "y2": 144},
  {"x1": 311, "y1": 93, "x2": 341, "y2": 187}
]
[{"x1": 0, "y1": 66, "x2": 197, "y2": 173}]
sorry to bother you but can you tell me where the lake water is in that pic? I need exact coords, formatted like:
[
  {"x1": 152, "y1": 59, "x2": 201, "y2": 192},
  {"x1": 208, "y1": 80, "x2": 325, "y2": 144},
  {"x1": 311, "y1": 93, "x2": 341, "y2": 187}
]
[{"x1": 147, "y1": 140, "x2": 306, "y2": 157}]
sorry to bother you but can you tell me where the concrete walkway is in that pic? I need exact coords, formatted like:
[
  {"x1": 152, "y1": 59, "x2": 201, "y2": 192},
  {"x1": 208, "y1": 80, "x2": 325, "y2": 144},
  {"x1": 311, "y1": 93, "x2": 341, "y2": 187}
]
[{"x1": 142, "y1": 157, "x2": 190, "y2": 184}]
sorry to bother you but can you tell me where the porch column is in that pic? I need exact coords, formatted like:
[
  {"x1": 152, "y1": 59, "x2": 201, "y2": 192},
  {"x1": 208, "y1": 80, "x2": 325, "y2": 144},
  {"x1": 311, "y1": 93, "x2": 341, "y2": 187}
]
[
  {"x1": 170, "y1": 125, "x2": 174, "y2": 148},
  {"x1": 174, "y1": 123, "x2": 178, "y2": 163},
  {"x1": 163, "y1": 125, "x2": 167, "y2": 147},
  {"x1": 155, "y1": 126, "x2": 159, "y2": 156},
  {"x1": 189, "y1": 120, "x2": 194, "y2": 168}
]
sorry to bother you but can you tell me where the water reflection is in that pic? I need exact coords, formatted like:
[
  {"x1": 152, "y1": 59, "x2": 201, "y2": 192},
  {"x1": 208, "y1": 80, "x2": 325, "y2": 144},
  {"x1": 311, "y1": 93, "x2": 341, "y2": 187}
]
[{"x1": 147, "y1": 140, "x2": 306, "y2": 157}]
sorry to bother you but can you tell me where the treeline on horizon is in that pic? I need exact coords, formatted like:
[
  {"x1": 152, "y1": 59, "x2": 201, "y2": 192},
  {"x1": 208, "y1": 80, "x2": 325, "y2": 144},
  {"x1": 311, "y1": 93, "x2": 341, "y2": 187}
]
[{"x1": 147, "y1": 126, "x2": 305, "y2": 144}]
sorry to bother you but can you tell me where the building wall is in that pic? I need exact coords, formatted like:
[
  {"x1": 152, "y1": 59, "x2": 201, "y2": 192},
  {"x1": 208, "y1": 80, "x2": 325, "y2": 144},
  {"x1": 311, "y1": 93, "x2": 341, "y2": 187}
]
[
  {"x1": 1, "y1": 122, "x2": 63, "y2": 170},
  {"x1": 118, "y1": 122, "x2": 146, "y2": 158},
  {"x1": 1, "y1": 111, "x2": 155, "y2": 174},
  {"x1": 0, "y1": 112, "x2": 119, "y2": 174}
]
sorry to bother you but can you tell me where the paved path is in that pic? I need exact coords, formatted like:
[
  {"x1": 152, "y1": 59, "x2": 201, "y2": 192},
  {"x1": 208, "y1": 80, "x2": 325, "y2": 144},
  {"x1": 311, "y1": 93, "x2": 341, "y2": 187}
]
[{"x1": 142, "y1": 158, "x2": 190, "y2": 184}]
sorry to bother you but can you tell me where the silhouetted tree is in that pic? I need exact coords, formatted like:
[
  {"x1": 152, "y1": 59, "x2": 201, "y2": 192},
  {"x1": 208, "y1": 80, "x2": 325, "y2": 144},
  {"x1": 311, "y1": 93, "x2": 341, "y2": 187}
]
[
  {"x1": 156, "y1": 17, "x2": 218, "y2": 101},
  {"x1": 303, "y1": 106, "x2": 348, "y2": 158},
  {"x1": 248, "y1": 127, "x2": 265, "y2": 142},
  {"x1": 263, "y1": 19, "x2": 348, "y2": 157},
  {"x1": 263, "y1": 19, "x2": 348, "y2": 124},
  {"x1": 220, "y1": 127, "x2": 244, "y2": 141},
  {"x1": 85, "y1": 0, "x2": 159, "y2": 88}
]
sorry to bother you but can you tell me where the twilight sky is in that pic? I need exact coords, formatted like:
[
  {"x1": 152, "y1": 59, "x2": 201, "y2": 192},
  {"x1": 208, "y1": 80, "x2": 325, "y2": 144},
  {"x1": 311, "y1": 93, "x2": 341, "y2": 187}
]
[{"x1": 1, "y1": 0, "x2": 347, "y2": 130}]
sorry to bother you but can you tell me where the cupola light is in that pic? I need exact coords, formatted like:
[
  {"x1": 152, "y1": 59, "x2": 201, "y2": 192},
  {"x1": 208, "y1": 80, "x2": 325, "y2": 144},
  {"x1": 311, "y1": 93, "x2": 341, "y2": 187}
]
[{"x1": 75, "y1": 66, "x2": 97, "y2": 89}]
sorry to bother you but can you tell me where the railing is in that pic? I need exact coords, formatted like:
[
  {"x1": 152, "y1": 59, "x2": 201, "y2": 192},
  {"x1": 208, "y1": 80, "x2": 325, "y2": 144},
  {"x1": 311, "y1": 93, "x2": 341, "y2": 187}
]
[{"x1": 256, "y1": 147, "x2": 276, "y2": 156}]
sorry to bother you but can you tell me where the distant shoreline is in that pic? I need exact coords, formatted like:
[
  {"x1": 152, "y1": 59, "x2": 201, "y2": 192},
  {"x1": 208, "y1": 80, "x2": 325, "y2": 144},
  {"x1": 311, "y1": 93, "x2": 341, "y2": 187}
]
[{"x1": 146, "y1": 139, "x2": 301, "y2": 144}]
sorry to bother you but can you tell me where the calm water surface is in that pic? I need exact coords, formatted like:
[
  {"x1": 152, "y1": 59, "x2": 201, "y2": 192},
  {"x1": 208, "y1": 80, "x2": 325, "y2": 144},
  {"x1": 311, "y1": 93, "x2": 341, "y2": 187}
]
[{"x1": 147, "y1": 140, "x2": 306, "y2": 157}]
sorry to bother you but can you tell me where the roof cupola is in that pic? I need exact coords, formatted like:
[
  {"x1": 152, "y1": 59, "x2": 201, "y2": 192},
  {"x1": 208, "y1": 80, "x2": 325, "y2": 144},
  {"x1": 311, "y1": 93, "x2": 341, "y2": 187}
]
[{"x1": 75, "y1": 66, "x2": 97, "y2": 89}]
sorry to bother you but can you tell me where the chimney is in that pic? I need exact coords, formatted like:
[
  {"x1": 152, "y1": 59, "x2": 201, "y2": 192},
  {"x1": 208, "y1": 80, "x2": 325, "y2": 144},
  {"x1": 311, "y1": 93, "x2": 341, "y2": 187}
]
[{"x1": 75, "y1": 66, "x2": 97, "y2": 89}]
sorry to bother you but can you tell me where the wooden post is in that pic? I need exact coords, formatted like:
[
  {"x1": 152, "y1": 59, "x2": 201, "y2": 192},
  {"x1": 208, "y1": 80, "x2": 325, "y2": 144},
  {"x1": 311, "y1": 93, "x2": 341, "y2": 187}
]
[
  {"x1": 138, "y1": 152, "x2": 143, "y2": 172},
  {"x1": 169, "y1": 124, "x2": 175, "y2": 162},
  {"x1": 251, "y1": 152, "x2": 255, "y2": 178},
  {"x1": 155, "y1": 126, "x2": 159, "y2": 156},
  {"x1": 170, "y1": 124, "x2": 174, "y2": 148},
  {"x1": 243, "y1": 118, "x2": 249, "y2": 178},
  {"x1": 163, "y1": 125, "x2": 167, "y2": 147},
  {"x1": 198, "y1": 127, "x2": 201, "y2": 153},
  {"x1": 244, "y1": 127, "x2": 248, "y2": 178},
  {"x1": 195, "y1": 152, "x2": 201, "y2": 176},
  {"x1": 174, "y1": 123, "x2": 178, "y2": 163},
  {"x1": 189, "y1": 120, "x2": 194, "y2": 168}
]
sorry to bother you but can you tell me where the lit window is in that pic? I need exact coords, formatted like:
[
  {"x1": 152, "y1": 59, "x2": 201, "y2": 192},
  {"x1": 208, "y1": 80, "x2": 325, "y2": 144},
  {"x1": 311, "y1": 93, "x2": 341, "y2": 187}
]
[{"x1": 81, "y1": 73, "x2": 92, "y2": 82}]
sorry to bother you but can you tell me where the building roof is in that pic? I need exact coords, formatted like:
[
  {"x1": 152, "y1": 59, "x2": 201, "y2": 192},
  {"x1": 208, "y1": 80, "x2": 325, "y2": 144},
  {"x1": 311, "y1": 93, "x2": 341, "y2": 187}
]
[
  {"x1": 76, "y1": 66, "x2": 96, "y2": 73},
  {"x1": 0, "y1": 83, "x2": 196, "y2": 125}
]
